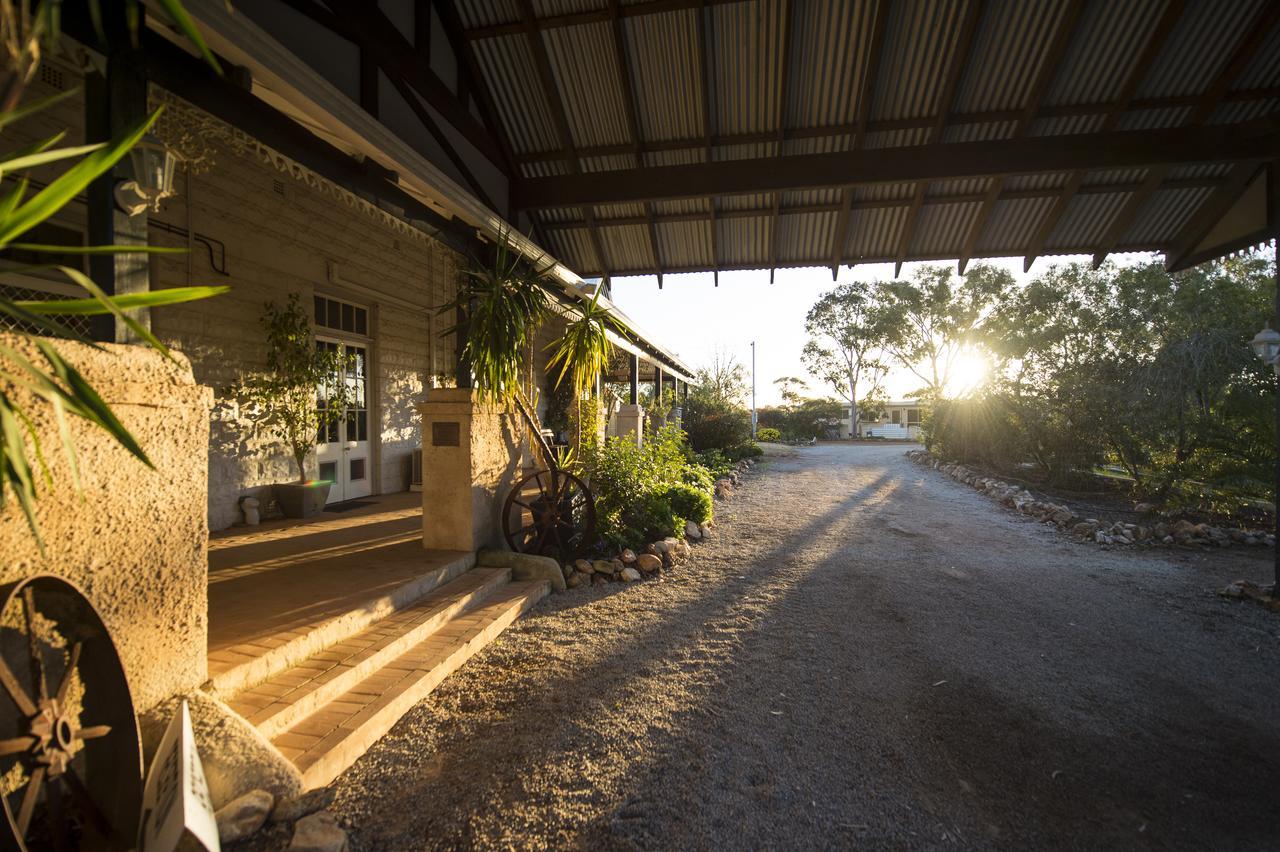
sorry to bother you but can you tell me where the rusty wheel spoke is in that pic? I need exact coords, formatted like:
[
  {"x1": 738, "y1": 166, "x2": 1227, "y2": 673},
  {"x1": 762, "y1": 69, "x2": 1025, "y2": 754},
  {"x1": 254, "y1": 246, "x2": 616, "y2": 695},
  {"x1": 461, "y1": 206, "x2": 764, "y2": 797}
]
[
  {"x1": 15, "y1": 765, "x2": 45, "y2": 836},
  {"x1": 0, "y1": 735, "x2": 35, "y2": 757},
  {"x1": 55, "y1": 641, "x2": 82, "y2": 705},
  {"x1": 21, "y1": 588, "x2": 47, "y2": 703},
  {"x1": 0, "y1": 656, "x2": 36, "y2": 717},
  {"x1": 75, "y1": 725, "x2": 111, "y2": 742}
]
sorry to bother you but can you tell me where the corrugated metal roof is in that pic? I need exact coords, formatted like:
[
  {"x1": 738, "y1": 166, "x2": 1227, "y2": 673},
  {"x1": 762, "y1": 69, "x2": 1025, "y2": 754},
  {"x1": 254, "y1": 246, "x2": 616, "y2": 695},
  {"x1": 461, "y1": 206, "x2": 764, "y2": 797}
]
[{"x1": 454, "y1": 0, "x2": 1280, "y2": 276}]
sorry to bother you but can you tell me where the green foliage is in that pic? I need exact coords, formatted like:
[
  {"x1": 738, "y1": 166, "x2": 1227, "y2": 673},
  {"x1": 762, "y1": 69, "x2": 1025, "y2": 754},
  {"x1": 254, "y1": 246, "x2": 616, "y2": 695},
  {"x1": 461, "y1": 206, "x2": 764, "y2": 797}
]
[
  {"x1": 666, "y1": 482, "x2": 712, "y2": 525},
  {"x1": 582, "y1": 424, "x2": 714, "y2": 549},
  {"x1": 439, "y1": 232, "x2": 550, "y2": 403},
  {"x1": 756, "y1": 427, "x2": 781, "y2": 442},
  {"x1": 545, "y1": 286, "x2": 618, "y2": 397},
  {"x1": 0, "y1": 4, "x2": 225, "y2": 548},
  {"x1": 933, "y1": 256, "x2": 1276, "y2": 517},
  {"x1": 235, "y1": 295, "x2": 352, "y2": 482}
]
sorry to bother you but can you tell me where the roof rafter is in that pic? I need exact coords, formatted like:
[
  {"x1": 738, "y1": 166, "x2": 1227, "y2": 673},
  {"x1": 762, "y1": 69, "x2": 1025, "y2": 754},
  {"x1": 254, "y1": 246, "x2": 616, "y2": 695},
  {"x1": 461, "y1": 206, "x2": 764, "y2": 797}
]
[
  {"x1": 1019, "y1": 0, "x2": 1185, "y2": 272},
  {"x1": 1089, "y1": 0, "x2": 1280, "y2": 269},
  {"x1": 515, "y1": 118, "x2": 1280, "y2": 208},
  {"x1": 696, "y1": 0, "x2": 719, "y2": 285},
  {"x1": 514, "y1": 0, "x2": 613, "y2": 279},
  {"x1": 512, "y1": 87, "x2": 1280, "y2": 166},
  {"x1": 767, "y1": 1, "x2": 793, "y2": 284},
  {"x1": 464, "y1": 0, "x2": 750, "y2": 40},
  {"x1": 606, "y1": 0, "x2": 664, "y2": 287},
  {"x1": 537, "y1": 176, "x2": 1231, "y2": 229},
  {"x1": 1163, "y1": 161, "x2": 1267, "y2": 271},
  {"x1": 893, "y1": 0, "x2": 988, "y2": 278},
  {"x1": 956, "y1": 0, "x2": 1086, "y2": 275},
  {"x1": 830, "y1": 0, "x2": 891, "y2": 279}
]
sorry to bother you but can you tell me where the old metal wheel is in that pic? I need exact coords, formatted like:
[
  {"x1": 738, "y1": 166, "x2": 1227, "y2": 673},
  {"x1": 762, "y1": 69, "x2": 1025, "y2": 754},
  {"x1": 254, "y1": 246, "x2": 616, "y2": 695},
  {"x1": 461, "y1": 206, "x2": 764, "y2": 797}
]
[
  {"x1": 503, "y1": 469, "x2": 597, "y2": 562},
  {"x1": 0, "y1": 575, "x2": 142, "y2": 851}
]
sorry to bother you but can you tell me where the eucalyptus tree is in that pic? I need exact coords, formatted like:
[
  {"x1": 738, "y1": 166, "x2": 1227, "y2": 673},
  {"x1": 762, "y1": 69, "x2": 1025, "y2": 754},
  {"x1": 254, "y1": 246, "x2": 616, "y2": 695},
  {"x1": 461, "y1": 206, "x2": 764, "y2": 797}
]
[
  {"x1": 877, "y1": 263, "x2": 1015, "y2": 398},
  {"x1": 802, "y1": 280, "x2": 895, "y2": 438}
]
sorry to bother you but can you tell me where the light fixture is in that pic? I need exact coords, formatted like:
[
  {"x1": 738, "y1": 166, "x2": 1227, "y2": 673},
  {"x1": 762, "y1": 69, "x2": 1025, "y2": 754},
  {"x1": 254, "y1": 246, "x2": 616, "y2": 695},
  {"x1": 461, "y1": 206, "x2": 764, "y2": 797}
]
[
  {"x1": 1250, "y1": 324, "x2": 1280, "y2": 374},
  {"x1": 113, "y1": 134, "x2": 177, "y2": 216}
]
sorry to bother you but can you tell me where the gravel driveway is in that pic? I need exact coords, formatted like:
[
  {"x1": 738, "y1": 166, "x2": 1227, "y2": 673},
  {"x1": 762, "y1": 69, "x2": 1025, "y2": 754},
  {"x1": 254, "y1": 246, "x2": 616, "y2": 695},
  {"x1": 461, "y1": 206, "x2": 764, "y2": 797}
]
[{"x1": 331, "y1": 443, "x2": 1280, "y2": 850}]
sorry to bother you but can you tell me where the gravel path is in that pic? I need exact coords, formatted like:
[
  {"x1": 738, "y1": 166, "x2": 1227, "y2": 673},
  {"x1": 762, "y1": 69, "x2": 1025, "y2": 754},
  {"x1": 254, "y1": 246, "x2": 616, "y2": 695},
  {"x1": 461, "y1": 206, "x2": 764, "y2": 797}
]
[{"x1": 331, "y1": 444, "x2": 1280, "y2": 850}]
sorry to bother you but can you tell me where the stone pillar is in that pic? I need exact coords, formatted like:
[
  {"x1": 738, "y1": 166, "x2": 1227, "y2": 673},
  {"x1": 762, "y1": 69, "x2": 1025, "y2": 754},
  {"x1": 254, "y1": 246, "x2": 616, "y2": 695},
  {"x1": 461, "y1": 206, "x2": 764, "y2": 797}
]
[
  {"x1": 616, "y1": 403, "x2": 644, "y2": 446},
  {"x1": 417, "y1": 389, "x2": 522, "y2": 552}
]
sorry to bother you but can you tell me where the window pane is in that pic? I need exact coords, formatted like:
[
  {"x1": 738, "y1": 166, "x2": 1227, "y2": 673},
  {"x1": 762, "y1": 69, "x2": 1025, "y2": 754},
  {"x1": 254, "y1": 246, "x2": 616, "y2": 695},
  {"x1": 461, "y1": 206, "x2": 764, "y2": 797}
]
[
  {"x1": 319, "y1": 462, "x2": 337, "y2": 483},
  {"x1": 314, "y1": 296, "x2": 325, "y2": 327},
  {"x1": 342, "y1": 303, "x2": 354, "y2": 332},
  {"x1": 349, "y1": 458, "x2": 366, "y2": 481},
  {"x1": 355, "y1": 308, "x2": 367, "y2": 335},
  {"x1": 357, "y1": 410, "x2": 368, "y2": 441}
]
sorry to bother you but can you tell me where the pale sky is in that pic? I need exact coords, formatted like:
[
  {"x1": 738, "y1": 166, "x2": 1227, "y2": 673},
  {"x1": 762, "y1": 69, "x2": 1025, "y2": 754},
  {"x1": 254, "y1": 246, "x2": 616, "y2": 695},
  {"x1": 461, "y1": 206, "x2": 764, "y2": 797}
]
[{"x1": 611, "y1": 253, "x2": 1159, "y2": 408}]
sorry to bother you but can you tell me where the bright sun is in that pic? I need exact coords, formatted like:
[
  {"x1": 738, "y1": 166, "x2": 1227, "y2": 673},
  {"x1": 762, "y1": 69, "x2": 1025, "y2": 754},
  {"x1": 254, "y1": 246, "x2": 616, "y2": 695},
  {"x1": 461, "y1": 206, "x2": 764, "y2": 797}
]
[{"x1": 944, "y1": 349, "x2": 990, "y2": 397}]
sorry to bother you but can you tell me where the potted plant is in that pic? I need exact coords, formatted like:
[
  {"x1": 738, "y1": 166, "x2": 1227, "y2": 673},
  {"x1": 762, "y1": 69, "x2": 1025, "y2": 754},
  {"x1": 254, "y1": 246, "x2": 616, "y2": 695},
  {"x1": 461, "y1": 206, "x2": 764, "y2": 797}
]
[{"x1": 237, "y1": 294, "x2": 352, "y2": 518}]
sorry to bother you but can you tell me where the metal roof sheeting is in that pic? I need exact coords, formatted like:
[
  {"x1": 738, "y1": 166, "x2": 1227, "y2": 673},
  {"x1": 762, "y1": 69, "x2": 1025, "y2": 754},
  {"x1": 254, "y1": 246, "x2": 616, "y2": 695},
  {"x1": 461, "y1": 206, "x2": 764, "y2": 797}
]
[{"x1": 457, "y1": 0, "x2": 1280, "y2": 276}]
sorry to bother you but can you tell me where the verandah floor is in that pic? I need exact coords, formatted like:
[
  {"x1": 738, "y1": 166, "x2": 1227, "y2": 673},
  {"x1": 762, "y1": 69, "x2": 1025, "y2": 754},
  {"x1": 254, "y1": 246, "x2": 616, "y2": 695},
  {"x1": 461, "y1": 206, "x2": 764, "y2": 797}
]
[{"x1": 206, "y1": 492, "x2": 469, "y2": 682}]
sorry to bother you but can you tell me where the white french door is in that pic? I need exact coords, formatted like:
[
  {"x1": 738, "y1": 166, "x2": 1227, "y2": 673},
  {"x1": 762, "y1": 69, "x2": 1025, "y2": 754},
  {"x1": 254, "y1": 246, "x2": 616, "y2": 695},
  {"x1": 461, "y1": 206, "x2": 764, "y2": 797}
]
[{"x1": 315, "y1": 338, "x2": 372, "y2": 503}]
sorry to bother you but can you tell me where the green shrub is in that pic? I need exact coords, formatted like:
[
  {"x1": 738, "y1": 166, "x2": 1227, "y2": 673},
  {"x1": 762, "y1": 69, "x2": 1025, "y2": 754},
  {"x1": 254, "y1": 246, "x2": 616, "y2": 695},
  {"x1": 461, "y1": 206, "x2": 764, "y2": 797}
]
[
  {"x1": 725, "y1": 441, "x2": 763, "y2": 461},
  {"x1": 582, "y1": 424, "x2": 713, "y2": 549},
  {"x1": 756, "y1": 427, "x2": 781, "y2": 442},
  {"x1": 682, "y1": 392, "x2": 751, "y2": 452},
  {"x1": 666, "y1": 482, "x2": 712, "y2": 524}
]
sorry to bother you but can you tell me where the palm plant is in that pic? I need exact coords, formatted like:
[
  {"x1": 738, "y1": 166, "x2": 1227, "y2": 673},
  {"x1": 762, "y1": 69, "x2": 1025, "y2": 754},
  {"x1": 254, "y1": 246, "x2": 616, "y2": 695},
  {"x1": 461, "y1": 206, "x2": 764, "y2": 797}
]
[
  {"x1": 439, "y1": 230, "x2": 551, "y2": 404},
  {"x1": 546, "y1": 285, "x2": 621, "y2": 454},
  {"x1": 0, "y1": 1, "x2": 226, "y2": 547}
]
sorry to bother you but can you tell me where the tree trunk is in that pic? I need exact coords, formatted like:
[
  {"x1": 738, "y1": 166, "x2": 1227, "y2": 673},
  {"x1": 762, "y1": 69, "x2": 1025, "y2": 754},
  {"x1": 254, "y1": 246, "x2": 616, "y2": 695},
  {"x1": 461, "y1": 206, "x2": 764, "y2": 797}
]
[
  {"x1": 294, "y1": 445, "x2": 308, "y2": 483},
  {"x1": 849, "y1": 374, "x2": 859, "y2": 440}
]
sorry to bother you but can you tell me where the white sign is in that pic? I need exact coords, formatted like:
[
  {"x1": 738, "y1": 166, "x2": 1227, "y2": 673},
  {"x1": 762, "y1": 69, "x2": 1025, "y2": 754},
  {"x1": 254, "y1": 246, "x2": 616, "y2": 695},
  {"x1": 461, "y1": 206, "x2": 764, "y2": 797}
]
[{"x1": 138, "y1": 699, "x2": 220, "y2": 852}]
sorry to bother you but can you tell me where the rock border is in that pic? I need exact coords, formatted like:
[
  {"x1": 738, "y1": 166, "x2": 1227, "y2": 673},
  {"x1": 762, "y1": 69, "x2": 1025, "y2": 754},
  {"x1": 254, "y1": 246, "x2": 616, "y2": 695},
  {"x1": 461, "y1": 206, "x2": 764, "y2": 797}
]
[
  {"x1": 906, "y1": 450, "x2": 1274, "y2": 550},
  {"x1": 559, "y1": 456, "x2": 758, "y2": 589}
]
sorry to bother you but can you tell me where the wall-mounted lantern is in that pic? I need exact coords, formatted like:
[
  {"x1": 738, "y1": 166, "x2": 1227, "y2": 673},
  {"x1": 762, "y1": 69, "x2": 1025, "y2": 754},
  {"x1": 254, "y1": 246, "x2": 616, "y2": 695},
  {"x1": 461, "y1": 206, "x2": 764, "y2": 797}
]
[
  {"x1": 1250, "y1": 324, "x2": 1280, "y2": 375},
  {"x1": 113, "y1": 134, "x2": 177, "y2": 216}
]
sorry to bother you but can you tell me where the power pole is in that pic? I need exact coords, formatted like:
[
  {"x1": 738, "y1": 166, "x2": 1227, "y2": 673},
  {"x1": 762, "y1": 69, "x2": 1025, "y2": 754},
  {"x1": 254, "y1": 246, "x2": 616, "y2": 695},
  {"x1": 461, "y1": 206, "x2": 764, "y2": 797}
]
[{"x1": 751, "y1": 340, "x2": 757, "y2": 438}]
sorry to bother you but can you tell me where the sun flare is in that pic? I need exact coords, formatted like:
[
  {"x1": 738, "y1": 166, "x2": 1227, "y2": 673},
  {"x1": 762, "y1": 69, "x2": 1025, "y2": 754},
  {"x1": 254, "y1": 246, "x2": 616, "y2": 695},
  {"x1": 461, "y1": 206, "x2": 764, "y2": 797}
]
[{"x1": 944, "y1": 349, "x2": 990, "y2": 398}]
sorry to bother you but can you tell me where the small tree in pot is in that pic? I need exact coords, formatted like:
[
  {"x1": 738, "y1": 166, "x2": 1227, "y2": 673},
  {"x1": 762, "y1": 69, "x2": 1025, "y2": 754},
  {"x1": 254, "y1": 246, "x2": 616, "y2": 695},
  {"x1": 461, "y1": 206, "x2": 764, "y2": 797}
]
[{"x1": 237, "y1": 294, "x2": 352, "y2": 517}]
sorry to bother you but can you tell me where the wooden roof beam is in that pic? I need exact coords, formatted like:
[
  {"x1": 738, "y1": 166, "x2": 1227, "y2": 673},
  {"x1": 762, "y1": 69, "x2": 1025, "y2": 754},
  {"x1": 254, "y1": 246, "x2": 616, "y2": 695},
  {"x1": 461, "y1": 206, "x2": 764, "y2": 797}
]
[
  {"x1": 767, "y1": 1, "x2": 793, "y2": 284},
  {"x1": 831, "y1": 0, "x2": 891, "y2": 279},
  {"x1": 1090, "y1": 0, "x2": 1280, "y2": 269},
  {"x1": 464, "y1": 0, "x2": 751, "y2": 40},
  {"x1": 956, "y1": 0, "x2": 1086, "y2": 274},
  {"x1": 1163, "y1": 161, "x2": 1267, "y2": 271},
  {"x1": 514, "y1": 0, "x2": 612, "y2": 277},
  {"x1": 894, "y1": 0, "x2": 988, "y2": 278},
  {"x1": 515, "y1": 118, "x2": 1280, "y2": 208},
  {"x1": 696, "y1": 0, "x2": 718, "y2": 285},
  {"x1": 606, "y1": 0, "x2": 663, "y2": 286}
]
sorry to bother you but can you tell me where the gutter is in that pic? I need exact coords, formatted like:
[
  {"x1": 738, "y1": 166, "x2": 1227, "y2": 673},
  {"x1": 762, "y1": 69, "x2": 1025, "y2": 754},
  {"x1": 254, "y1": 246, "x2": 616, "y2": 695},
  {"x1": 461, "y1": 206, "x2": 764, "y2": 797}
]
[{"x1": 161, "y1": 1, "x2": 694, "y2": 382}]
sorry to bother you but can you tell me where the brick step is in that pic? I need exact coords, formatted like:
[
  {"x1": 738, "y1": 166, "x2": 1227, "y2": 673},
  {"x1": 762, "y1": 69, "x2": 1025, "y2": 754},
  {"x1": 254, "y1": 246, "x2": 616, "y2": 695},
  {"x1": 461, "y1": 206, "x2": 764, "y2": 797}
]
[
  {"x1": 225, "y1": 567, "x2": 512, "y2": 739},
  {"x1": 272, "y1": 580, "x2": 549, "y2": 789},
  {"x1": 208, "y1": 552, "x2": 475, "y2": 697}
]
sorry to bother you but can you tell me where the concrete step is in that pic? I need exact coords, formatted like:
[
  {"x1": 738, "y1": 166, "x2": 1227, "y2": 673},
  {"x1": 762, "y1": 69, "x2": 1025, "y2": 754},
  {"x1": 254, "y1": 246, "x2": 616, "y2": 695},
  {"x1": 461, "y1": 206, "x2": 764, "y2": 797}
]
[
  {"x1": 208, "y1": 551, "x2": 475, "y2": 697},
  {"x1": 272, "y1": 580, "x2": 549, "y2": 789},
  {"x1": 224, "y1": 567, "x2": 511, "y2": 739}
]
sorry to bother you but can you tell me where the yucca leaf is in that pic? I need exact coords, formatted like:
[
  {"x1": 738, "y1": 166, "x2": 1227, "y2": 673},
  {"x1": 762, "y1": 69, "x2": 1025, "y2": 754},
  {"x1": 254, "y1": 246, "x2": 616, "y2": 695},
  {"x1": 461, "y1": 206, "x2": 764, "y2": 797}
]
[
  {"x1": 51, "y1": 265, "x2": 172, "y2": 356},
  {"x1": 0, "y1": 140, "x2": 107, "y2": 175},
  {"x1": 0, "y1": 178, "x2": 27, "y2": 221},
  {"x1": 0, "y1": 109, "x2": 159, "y2": 246},
  {"x1": 18, "y1": 284, "x2": 228, "y2": 315},
  {"x1": 3, "y1": 130, "x2": 68, "y2": 162},
  {"x1": 0, "y1": 87, "x2": 79, "y2": 132}
]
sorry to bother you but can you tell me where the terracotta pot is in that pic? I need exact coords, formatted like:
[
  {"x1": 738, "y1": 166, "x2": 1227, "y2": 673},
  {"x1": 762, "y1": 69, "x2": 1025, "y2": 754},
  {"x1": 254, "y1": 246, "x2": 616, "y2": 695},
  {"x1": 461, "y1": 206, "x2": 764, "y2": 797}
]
[{"x1": 275, "y1": 481, "x2": 332, "y2": 518}]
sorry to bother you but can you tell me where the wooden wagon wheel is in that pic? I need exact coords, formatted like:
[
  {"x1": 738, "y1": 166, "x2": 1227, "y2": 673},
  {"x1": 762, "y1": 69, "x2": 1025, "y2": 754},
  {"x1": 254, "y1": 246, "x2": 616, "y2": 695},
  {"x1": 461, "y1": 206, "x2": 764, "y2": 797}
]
[
  {"x1": 502, "y1": 468, "x2": 597, "y2": 561},
  {"x1": 0, "y1": 575, "x2": 142, "y2": 851}
]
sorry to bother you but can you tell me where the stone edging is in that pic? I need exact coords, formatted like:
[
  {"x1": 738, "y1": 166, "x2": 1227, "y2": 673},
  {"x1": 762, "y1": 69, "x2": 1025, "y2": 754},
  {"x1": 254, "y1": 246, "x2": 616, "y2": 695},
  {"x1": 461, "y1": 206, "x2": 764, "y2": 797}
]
[{"x1": 906, "y1": 450, "x2": 1275, "y2": 550}]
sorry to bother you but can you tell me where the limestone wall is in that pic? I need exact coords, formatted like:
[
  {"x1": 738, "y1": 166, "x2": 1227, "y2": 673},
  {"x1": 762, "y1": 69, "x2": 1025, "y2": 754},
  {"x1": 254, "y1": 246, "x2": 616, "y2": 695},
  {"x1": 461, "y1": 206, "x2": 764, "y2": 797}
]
[
  {"x1": 0, "y1": 336, "x2": 211, "y2": 713},
  {"x1": 147, "y1": 127, "x2": 461, "y2": 529}
]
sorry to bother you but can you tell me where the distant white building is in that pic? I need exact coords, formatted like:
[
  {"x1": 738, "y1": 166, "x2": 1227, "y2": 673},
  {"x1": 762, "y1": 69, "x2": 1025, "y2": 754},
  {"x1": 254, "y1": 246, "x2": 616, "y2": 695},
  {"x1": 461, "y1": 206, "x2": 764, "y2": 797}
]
[{"x1": 831, "y1": 400, "x2": 925, "y2": 440}]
